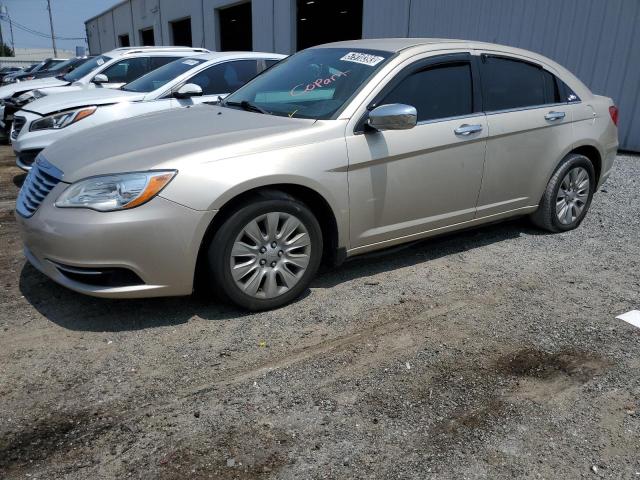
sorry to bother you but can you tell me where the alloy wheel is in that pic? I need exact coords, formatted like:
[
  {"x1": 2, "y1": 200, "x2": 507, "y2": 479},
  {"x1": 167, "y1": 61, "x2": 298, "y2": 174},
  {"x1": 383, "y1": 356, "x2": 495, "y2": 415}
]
[
  {"x1": 556, "y1": 166, "x2": 590, "y2": 225},
  {"x1": 229, "y1": 212, "x2": 311, "y2": 299}
]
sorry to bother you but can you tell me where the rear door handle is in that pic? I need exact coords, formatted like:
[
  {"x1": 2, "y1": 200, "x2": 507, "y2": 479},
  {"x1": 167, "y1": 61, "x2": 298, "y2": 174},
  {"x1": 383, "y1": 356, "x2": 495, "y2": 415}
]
[
  {"x1": 454, "y1": 124, "x2": 483, "y2": 136},
  {"x1": 544, "y1": 111, "x2": 566, "y2": 121}
]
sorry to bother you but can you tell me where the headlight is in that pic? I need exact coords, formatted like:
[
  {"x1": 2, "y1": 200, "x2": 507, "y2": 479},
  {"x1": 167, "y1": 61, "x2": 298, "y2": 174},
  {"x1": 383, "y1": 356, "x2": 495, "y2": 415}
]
[
  {"x1": 55, "y1": 171, "x2": 177, "y2": 211},
  {"x1": 30, "y1": 106, "x2": 97, "y2": 131}
]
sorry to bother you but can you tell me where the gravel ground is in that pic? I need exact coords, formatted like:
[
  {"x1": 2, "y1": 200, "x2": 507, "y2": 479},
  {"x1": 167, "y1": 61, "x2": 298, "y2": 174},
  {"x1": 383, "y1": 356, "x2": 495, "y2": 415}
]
[{"x1": 0, "y1": 146, "x2": 639, "y2": 479}]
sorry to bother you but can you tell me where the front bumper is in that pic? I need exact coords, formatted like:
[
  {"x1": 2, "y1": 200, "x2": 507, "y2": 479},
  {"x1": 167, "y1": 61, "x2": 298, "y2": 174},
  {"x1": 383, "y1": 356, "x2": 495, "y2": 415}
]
[{"x1": 16, "y1": 187, "x2": 217, "y2": 298}]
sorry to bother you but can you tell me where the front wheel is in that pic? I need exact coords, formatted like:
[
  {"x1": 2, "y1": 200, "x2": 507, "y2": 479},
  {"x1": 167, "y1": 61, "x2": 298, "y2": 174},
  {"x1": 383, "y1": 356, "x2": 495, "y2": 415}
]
[
  {"x1": 530, "y1": 153, "x2": 595, "y2": 232},
  {"x1": 206, "y1": 193, "x2": 323, "y2": 311}
]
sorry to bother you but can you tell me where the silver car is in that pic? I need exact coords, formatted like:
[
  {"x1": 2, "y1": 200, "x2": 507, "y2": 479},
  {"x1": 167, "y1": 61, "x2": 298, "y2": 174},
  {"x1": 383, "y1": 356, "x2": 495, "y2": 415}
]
[
  {"x1": 12, "y1": 52, "x2": 285, "y2": 170},
  {"x1": 15, "y1": 39, "x2": 619, "y2": 310}
]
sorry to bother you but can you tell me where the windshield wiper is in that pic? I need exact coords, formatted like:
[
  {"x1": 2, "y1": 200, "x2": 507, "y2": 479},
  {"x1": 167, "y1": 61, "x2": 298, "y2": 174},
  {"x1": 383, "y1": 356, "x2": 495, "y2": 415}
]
[{"x1": 224, "y1": 100, "x2": 269, "y2": 115}]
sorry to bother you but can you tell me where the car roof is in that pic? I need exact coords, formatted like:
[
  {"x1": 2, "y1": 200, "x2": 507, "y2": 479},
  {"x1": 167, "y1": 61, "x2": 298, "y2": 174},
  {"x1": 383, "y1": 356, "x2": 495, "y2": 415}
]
[
  {"x1": 186, "y1": 51, "x2": 287, "y2": 62},
  {"x1": 320, "y1": 38, "x2": 593, "y2": 102},
  {"x1": 103, "y1": 46, "x2": 211, "y2": 58},
  {"x1": 315, "y1": 38, "x2": 468, "y2": 52}
]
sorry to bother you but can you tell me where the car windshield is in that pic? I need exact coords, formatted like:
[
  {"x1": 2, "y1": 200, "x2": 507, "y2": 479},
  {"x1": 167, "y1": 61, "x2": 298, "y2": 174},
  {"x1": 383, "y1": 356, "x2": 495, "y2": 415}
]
[
  {"x1": 63, "y1": 55, "x2": 111, "y2": 82},
  {"x1": 49, "y1": 58, "x2": 78, "y2": 72},
  {"x1": 122, "y1": 57, "x2": 207, "y2": 93},
  {"x1": 222, "y1": 48, "x2": 393, "y2": 119}
]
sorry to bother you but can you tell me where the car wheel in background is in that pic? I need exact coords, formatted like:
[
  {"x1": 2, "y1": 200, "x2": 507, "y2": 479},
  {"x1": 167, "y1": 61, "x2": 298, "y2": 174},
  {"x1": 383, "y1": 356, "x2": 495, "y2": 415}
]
[{"x1": 530, "y1": 153, "x2": 596, "y2": 232}]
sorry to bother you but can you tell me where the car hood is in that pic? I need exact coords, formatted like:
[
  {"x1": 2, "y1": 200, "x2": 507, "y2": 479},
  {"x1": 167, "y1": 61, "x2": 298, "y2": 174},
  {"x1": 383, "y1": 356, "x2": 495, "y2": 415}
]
[
  {"x1": 0, "y1": 77, "x2": 68, "y2": 99},
  {"x1": 24, "y1": 89, "x2": 145, "y2": 115},
  {"x1": 43, "y1": 105, "x2": 319, "y2": 182}
]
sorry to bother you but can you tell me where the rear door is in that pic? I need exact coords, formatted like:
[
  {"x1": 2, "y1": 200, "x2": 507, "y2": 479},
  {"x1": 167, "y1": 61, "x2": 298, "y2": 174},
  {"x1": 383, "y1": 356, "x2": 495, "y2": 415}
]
[
  {"x1": 475, "y1": 54, "x2": 574, "y2": 217},
  {"x1": 93, "y1": 56, "x2": 178, "y2": 89}
]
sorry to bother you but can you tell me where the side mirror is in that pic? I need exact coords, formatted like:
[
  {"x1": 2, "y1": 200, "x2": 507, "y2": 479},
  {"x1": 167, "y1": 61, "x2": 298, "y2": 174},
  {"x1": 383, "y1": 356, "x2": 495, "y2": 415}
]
[
  {"x1": 174, "y1": 83, "x2": 203, "y2": 99},
  {"x1": 367, "y1": 103, "x2": 417, "y2": 131},
  {"x1": 92, "y1": 73, "x2": 109, "y2": 84}
]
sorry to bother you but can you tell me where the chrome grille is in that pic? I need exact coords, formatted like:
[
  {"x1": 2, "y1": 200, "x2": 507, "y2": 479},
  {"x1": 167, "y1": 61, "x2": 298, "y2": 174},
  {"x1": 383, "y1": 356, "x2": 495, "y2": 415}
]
[
  {"x1": 11, "y1": 115, "x2": 26, "y2": 140},
  {"x1": 16, "y1": 157, "x2": 63, "y2": 217}
]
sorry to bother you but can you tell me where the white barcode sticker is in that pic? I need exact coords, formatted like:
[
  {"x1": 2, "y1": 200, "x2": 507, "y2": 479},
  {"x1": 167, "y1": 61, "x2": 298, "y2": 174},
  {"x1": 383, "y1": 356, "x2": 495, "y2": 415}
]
[
  {"x1": 97, "y1": 58, "x2": 105, "y2": 65},
  {"x1": 182, "y1": 59, "x2": 199, "y2": 66},
  {"x1": 340, "y1": 52, "x2": 385, "y2": 66}
]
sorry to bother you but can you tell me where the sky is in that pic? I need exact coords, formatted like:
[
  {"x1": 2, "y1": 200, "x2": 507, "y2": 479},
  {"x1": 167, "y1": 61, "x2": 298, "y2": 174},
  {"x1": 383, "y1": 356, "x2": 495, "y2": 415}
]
[{"x1": 0, "y1": 0, "x2": 118, "y2": 52}]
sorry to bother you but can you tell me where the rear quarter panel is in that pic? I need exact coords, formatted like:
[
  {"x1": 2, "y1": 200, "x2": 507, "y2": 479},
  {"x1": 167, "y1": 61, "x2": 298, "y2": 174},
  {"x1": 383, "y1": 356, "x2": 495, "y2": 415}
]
[{"x1": 571, "y1": 95, "x2": 618, "y2": 187}]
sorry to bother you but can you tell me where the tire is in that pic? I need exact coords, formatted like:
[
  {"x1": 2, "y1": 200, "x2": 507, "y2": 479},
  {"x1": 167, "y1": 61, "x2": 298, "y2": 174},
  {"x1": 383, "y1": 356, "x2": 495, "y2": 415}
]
[
  {"x1": 206, "y1": 191, "x2": 323, "y2": 311},
  {"x1": 530, "y1": 153, "x2": 595, "y2": 232}
]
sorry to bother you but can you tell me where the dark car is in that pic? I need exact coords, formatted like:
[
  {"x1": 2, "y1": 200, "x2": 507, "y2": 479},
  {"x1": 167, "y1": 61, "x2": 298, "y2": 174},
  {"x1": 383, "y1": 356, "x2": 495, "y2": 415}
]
[
  {"x1": 0, "y1": 66, "x2": 23, "y2": 82},
  {"x1": 15, "y1": 57, "x2": 92, "y2": 82},
  {"x1": 2, "y1": 58, "x2": 68, "y2": 84}
]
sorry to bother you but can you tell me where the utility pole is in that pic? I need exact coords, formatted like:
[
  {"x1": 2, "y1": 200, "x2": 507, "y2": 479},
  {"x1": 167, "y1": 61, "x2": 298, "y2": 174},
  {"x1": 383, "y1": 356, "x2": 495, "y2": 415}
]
[
  {"x1": 8, "y1": 15, "x2": 14, "y2": 52},
  {"x1": 46, "y1": 0, "x2": 58, "y2": 57},
  {"x1": 0, "y1": 9, "x2": 4, "y2": 56},
  {"x1": 0, "y1": 5, "x2": 15, "y2": 53}
]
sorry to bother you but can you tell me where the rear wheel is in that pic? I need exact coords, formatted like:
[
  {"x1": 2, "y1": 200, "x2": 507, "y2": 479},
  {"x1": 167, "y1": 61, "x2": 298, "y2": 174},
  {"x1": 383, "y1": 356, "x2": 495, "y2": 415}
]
[
  {"x1": 207, "y1": 192, "x2": 322, "y2": 310},
  {"x1": 530, "y1": 153, "x2": 595, "y2": 232}
]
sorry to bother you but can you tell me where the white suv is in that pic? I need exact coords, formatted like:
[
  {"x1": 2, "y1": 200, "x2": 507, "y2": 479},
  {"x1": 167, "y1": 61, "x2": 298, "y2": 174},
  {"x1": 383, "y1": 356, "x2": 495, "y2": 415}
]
[
  {"x1": 0, "y1": 46, "x2": 209, "y2": 136},
  {"x1": 13, "y1": 52, "x2": 285, "y2": 170}
]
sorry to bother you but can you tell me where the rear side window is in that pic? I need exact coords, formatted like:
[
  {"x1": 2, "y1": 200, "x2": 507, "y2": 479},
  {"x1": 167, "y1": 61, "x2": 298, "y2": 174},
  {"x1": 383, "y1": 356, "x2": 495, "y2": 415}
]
[
  {"x1": 382, "y1": 62, "x2": 474, "y2": 122},
  {"x1": 101, "y1": 56, "x2": 180, "y2": 84},
  {"x1": 102, "y1": 57, "x2": 150, "y2": 83},
  {"x1": 187, "y1": 60, "x2": 260, "y2": 95},
  {"x1": 480, "y1": 56, "x2": 562, "y2": 111}
]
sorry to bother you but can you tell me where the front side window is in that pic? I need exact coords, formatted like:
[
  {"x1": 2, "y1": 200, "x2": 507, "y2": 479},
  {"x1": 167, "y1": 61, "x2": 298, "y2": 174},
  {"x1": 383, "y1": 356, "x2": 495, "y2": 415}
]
[
  {"x1": 382, "y1": 62, "x2": 474, "y2": 122},
  {"x1": 123, "y1": 57, "x2": 207, "y2": 93},
  {"x1": 63, "y1": 55, "x2": 112, "y2": 82},
  {"x1": 188, "y1": 60, "x2": 260, "y2": 95},
  {"x1": 223, "y1": 48, "x2": 393, "y2": 119},
  {"x1": 480, "y1": 56, "x2": 552, "y2": 111}
]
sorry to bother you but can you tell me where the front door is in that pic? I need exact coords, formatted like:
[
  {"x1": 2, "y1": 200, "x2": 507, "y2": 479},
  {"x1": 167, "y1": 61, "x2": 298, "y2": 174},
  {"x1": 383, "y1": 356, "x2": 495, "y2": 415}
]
[{"x1": 346, "y1": 54, "x2": 487, "y2": 249}]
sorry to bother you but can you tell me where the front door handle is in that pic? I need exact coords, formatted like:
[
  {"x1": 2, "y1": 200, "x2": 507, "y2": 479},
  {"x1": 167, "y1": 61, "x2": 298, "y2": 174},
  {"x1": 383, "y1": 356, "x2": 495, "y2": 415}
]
[
  {"x1": 454, "y1": 124, "x2": 483, "y2": 136},
  {"x1": 544, "y1": 111, "x2": 566, "y2": 121}
]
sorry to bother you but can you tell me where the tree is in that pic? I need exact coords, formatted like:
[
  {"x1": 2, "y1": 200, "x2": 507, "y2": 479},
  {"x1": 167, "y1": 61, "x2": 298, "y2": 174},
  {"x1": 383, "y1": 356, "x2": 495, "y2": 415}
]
[{"x1": 0, "y1": 42, "x2": 14, "y2": 57}]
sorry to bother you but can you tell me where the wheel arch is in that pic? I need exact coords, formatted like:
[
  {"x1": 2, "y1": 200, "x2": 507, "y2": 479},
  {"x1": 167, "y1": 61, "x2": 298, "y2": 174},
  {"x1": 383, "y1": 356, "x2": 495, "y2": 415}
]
[
  {"x1": 193, "y1": 182, "x2": 344, "y2": 293},
  {"x1": 569, "y1": 144, "x2": 602, "y2": 184}
]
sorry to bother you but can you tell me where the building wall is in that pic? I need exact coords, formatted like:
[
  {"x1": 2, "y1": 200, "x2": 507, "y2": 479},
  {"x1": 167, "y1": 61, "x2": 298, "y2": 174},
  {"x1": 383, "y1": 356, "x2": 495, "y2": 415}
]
[
  {"x1": 86, "y1": 0, "x2": 640, "y2": 151},
  {"x1": 362, "y1": 0, "x2": 640, "y2": 151},
  {"x1": 113, "y1": 1, "x2": 135, "y2": 46},
  {"x1": 131, "y1": 0, "x2": 162, "y2": 45}
]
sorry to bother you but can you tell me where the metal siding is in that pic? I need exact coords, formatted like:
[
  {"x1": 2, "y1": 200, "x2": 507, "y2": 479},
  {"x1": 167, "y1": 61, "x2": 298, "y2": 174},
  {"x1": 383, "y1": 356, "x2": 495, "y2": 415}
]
[
  {"x1": 363, "y1": 0, "x2": 410, "y2": 38},
  {"x1": 273, "y1": 0, "x2": 295, "y2": 54},
  {"x1": 389, "y1": 0, "x2": 640, "y2": 151},
  {"x1": 252, "y1": 0, "x2": 275, "y2": 52}
]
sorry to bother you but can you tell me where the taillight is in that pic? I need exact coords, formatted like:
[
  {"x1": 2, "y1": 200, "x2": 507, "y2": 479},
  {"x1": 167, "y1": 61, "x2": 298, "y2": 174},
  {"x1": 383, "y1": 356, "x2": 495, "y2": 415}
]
[{"x1": 609, "y1": 105, "x2": 619, "y2": 126}]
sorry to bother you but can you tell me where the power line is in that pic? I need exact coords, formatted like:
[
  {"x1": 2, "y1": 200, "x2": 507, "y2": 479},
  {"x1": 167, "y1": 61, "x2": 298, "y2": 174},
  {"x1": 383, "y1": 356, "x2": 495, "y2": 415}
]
[{"x1": 0, "y1": 17, "x2": 84, "y2": 40}]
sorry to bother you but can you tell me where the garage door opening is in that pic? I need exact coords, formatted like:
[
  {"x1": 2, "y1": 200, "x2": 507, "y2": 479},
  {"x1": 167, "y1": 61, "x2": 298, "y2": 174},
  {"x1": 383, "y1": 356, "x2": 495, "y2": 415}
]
[
  {"x1": 218, "y1": 2, "x2": 252, "y2": 51},
  {"x1": 171, "y1": 17, "x2": 192, "y2": 47},
  {"x1": 118, "y1": 34, "x2": 130, "y2": 47},
  {"x1": 296, "y1": 0, "x2": 363, "y2": 51},
  {"x1": 139, "y1": 27, "x2": 155, "y2": 46}
]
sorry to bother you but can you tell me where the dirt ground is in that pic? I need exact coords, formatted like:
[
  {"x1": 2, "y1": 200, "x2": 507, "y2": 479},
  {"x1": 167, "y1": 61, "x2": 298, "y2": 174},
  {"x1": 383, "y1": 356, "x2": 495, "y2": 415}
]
[{"x1": 0, "y1": 145, "x2": 639, "y2": 479}]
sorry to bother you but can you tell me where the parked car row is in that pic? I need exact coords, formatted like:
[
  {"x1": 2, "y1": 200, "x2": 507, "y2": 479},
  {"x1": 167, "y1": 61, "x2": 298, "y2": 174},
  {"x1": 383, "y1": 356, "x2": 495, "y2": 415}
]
[
  {"x1": 1, "y1": 58, "x2": 69, "y2": 85},
  {"x1": 12, "y1": 50, "x2": 283, "y2": 169},
  {"x1": 13, "y1": 39, "x2": 618, "y2": 311}
]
